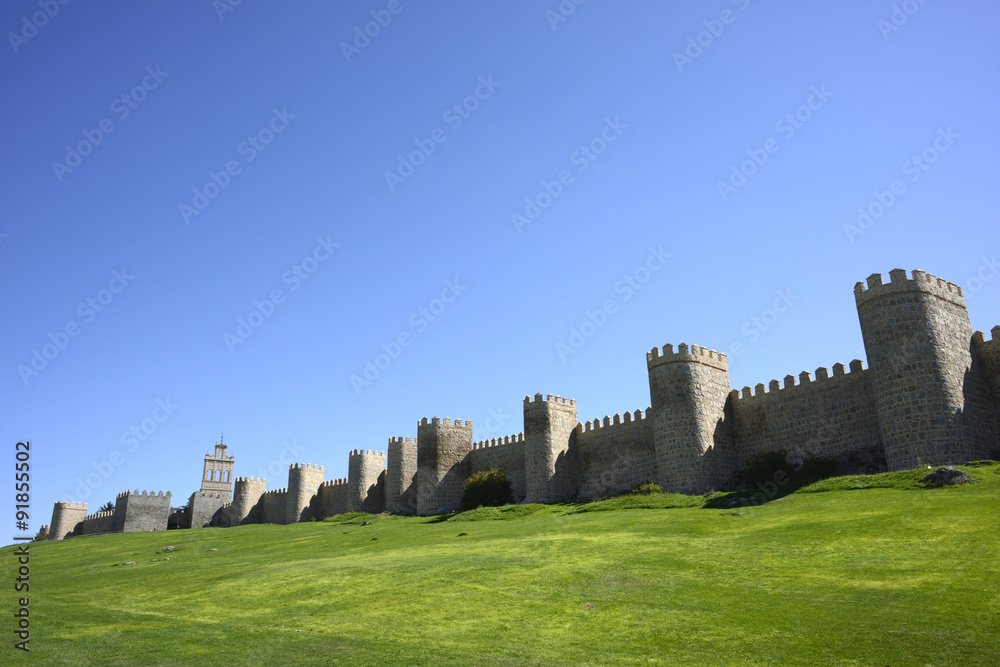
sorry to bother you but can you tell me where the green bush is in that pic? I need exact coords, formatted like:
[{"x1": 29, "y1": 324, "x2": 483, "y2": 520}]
[
  {"x1": 460, "y1": 469, "x2": 514, "y2": 512},
  {"x1": 628, "y1": 481, "x2": 663, "y2": 496}
]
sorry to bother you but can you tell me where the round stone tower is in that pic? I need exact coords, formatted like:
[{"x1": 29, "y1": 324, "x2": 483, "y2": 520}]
[
  {"x1": 385, "y1": 437, "x2": 417, "y2": 514},
  {"x1": 523, "y1": 394, "x2": 578, "y2": 503},
  {"x1": 646, "y1": 343, "x2": 733, "y2": 493},
  {"x1": 348, "y1": 449, "x2": 387, "y2": 513},
  {"x1": 49, "y1": 501, "x2": 87, "y2": 540},
  {"x1": 285, "y1": 463, "x2": 324, "y2": 524},
  {"x1": 231, "y1": 476, "x2": 267, "y2": 525},
  {"x1": 855, "y1": 268, "x2": 996, "y2": 469}
]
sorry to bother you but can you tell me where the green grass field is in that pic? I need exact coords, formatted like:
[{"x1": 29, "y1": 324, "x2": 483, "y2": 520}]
[{"x1": 4, "y1": 464, "x2": 1000, "y2": 666}]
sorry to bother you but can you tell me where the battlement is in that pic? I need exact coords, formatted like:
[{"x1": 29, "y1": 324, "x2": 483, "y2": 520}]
[
  {"x1": 322, "y1": 478, "x2": 348, "y2": 487},
  {"x1": 523, "y1": 393, "x2": 577, "y2": 407},
  {"x1": 349, "y1": 449, "x2": 386, "y2": 458},
  {"x1": 117, "y1": 490, "x2": 169, "y2": 499},
  {"x1": 854, "y1": 268, "x2": 965, "y2": 307},
  {"x1": 389, "y1": 437, "x2": 414, "y2": 445},
  {"x1": 289, "y1": 463, "x2": 324, "y2": 471},
  {"x1": 733, "y1": 360, "x2": 866, "y2": 399},
  {"x1": 55, "y1": 501, "x2": 87, "y2": 510},
  {"x1": 972, "y1": 326, "x2": 1000, "y2": 345},
  {"x1": 192, "y1": 491, "x2": 226, "y2": 499},
  {"x1": 83, "y1": 510, "x2": 114, "y2": 521},
  {"x1": 418, "y1": 417, "x2": 472, "y2": 427},
  {"x1": 262, "y1": 487, "x2": 287, "y2": 496},
  {"x1": 235, "y1": 476, "x2": 265, "y2": 484},
  {"x1": 472, "y1": 433, "x2": 525, "y2": 449},
  {"x1": 647, "y1": 342, "x2": 728, "y2": 372},
  {"x1": 579, "y1": 408, "x2": 647, "y2": 432}
]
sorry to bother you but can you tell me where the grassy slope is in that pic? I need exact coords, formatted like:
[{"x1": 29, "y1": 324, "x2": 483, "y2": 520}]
[{"x1": 3, "y1": 465, "x2": 999, "y2": 666}]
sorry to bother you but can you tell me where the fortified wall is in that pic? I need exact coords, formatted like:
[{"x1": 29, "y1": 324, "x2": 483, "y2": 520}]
[
  {"x1": 47, "y1": 491, "x2": 171, "y2": 540},
  {"x1": 48, "y1": 268, "x2": 1000, "y2": 534}
]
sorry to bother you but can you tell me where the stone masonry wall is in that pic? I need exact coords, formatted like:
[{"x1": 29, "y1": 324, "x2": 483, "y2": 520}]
[
  {"x1": 259, "y1": 488, "x2": 287, "y2": 524},
  {"x1": 468, "y1": 434, "x2": 527, "y2": 501},
  {"x1": 730, "y1": 360, "x2": 883, "y2": 470},
  {"x1": 80, "y1": 510, "x2": 114, "y2": 535},
  {"x1": 573, "y1": 410, "x2": 656, "y2": 501},
  {"x1": 318, "y1": 479, "x2": 349, "y2": 517}
]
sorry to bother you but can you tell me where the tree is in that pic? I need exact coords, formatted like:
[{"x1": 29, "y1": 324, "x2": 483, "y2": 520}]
[
  {"x1": 99, "y1": 501, "x2": 115, "y2": 513},
  {"x1": 460, "y1": 469, "x2": 514, "y2": 511}
]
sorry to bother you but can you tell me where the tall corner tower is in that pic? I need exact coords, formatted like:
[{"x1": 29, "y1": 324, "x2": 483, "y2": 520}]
[
  {"x1": 523, "y1": 394, "x2": 578, "y2": 503},
  {"x1": 855, "y1": 268, "x2": 997, "y2": 469},
  {"x1": 647, "y1": 343, "x2": 733, "y2": 493}
]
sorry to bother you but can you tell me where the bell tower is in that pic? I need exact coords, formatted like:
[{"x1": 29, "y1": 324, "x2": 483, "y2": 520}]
[{"x1": 200, "y1": 437, "x2": 234, "y2": 492}]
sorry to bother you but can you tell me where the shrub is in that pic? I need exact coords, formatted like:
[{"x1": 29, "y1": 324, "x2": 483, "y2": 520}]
[
  {"x1": 745, "y1": 450, "x2": 792, "y2": 486},
  {"x1": 628, "y1": 481, "x2": 663, "y2": 496},
  {"x1": 460, "y1": 469, "x2": 514, "y2": 512}
]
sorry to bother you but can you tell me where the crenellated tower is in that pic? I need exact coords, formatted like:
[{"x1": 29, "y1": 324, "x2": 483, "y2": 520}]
[
  {"x1": 647, "y1": 343, "x2": 734, "y2": 493},
  {"x1": 286, "y1": 463, "x2": 324, "y2": 523},
  {"x1": 113, "y1": 490, "x2": 171, "y2": 532},
  {"x1": 231, "y1": 477, "x2": 267, "y2": 525},
  {"x1": 523, "y1": 394, "x2": 577, "y2": 503},
  {"x1": 856, "y1": 268, "x2": 998, "y2": 468},
  {"x1": 348, "y1": 449, "x2": 386, "y2": 513},
  {"x1": 416, "y1": 417, "x2": 474, "y2": 515},
  {"x1": 49, "y1": 501, "x2": 87, "y2": 540},
  {"x1": 385, "y1": 437, "x2": 417, "y2": 514}
]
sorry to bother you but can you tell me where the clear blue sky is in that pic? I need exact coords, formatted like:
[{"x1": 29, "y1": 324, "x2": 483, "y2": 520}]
[{"x1": 3, "y1": 1, "x2": 998, "y2": 526}]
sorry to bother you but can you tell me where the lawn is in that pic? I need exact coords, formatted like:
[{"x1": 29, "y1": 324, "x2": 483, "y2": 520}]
[{"x1": 3, "y1": 463, "x2": 999, "y2": 665}]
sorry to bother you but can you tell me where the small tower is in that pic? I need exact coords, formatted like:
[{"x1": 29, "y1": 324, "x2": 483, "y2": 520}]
[
  {"x1": 49, "y1": 501, "x2": 87, "y2": 540},
  {"x1": 348, "y1": 450, "x2": 386, "y2": 513},
  {"x1": 647, "y1": 343, "x2": 734, "y2": 493},
  {"x1": 231, "y1": 477, "x2": 267, "y2": 525},
  {"x1": 286, "y1": 464, "x2": 325, "y2": 523},
  {"x1": 416, "y1": 417, "x2": 474, "y2": 516},
  {"x1": 856, "y1": 269, "x2": 998, "y2": 468},
  {"x1": 200, "y1": 439, "x2": 235, "y2": 492},
  {"x1": 386, "y1": 437, "x2": 417, "y2": 514},
  {"x1": 523, "y1": 394, "x2": 578, "y2": 503}
]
